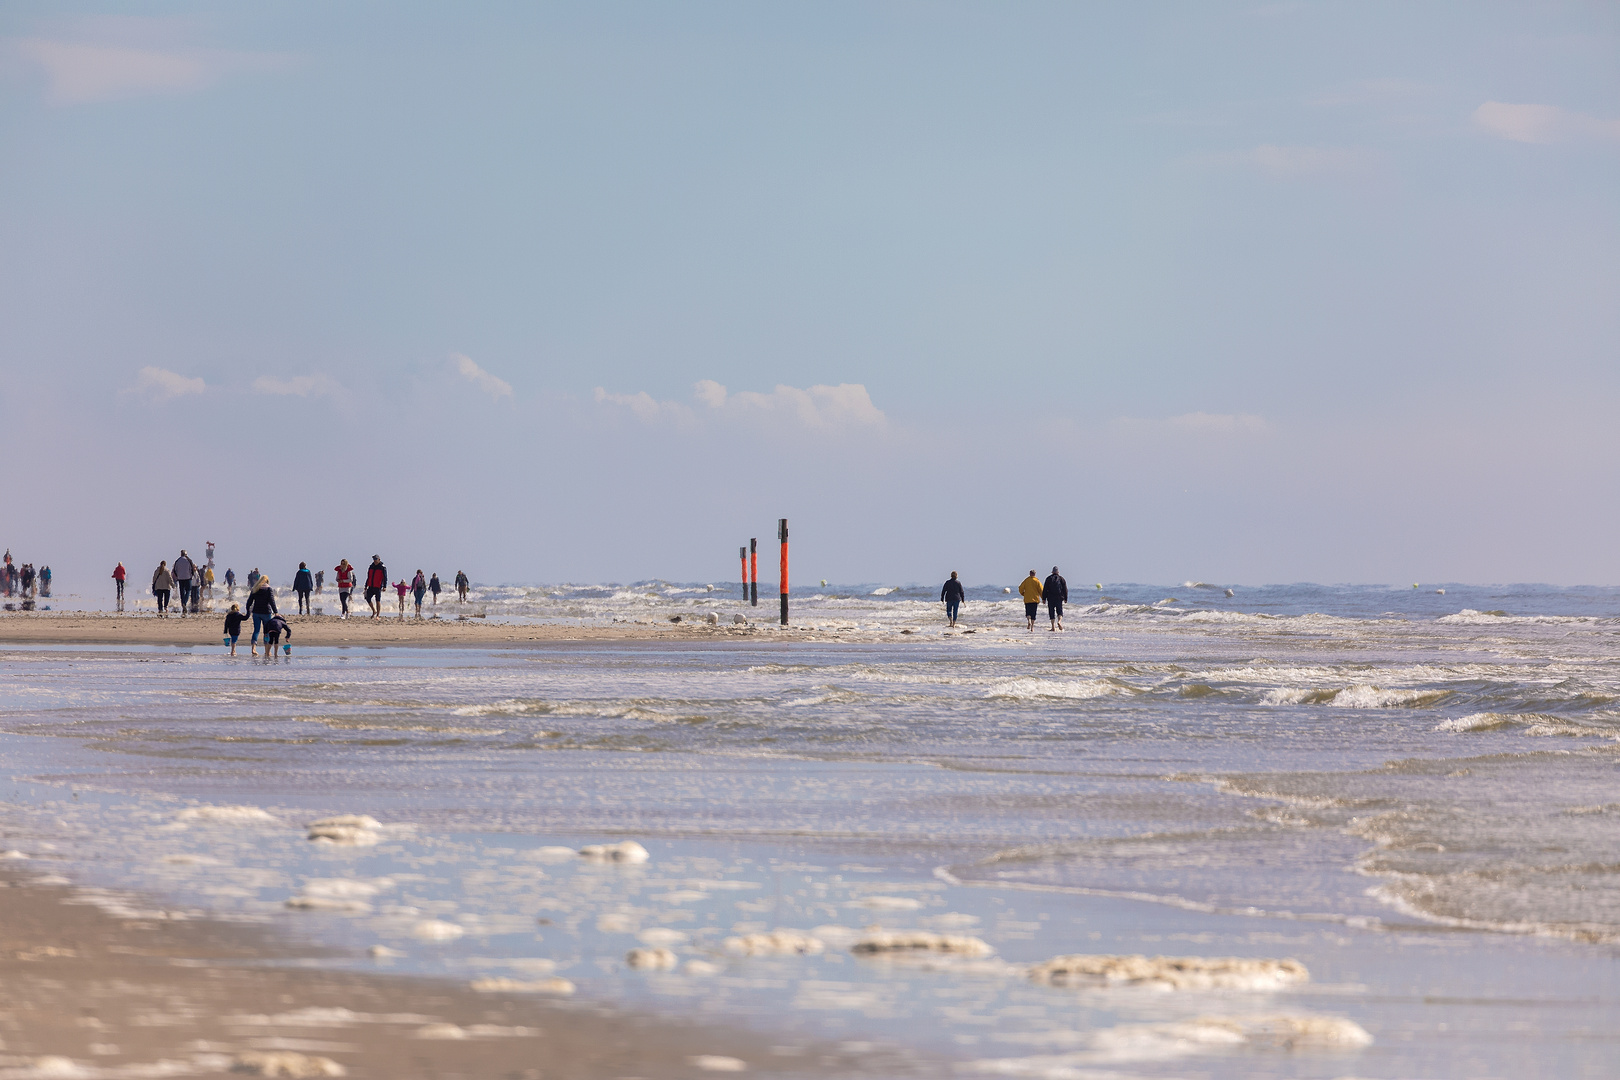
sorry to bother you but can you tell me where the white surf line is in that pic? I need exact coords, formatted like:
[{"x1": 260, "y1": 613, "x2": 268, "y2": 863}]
[{"x1": 931, "y1": 865, "x2": 1386, "y2": 930}]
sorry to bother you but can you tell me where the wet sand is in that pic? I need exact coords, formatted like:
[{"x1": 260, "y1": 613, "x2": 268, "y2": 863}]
[
  {"x1": 0, "y1": 869, "x2": 901, "y2": 1078},
  {"x1": 0, "y1": 611, "x2": 782, "y2": 648}
]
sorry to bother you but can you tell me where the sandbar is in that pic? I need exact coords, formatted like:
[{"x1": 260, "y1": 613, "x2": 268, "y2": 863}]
[{"x1": 0, "y1": 610, "x2": 790, "y2": 648}]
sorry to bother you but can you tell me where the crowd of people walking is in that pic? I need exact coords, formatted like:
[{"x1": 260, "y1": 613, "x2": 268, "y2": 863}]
[
  {"x1": 2, "y1": 551, "x2": 51, "y2": 608},
  {"x1": 117, "y1": 547, "x2": 474, "y2": 655}
]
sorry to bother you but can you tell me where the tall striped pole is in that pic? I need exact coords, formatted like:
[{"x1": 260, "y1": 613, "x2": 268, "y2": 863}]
[
  {"x1": 739, "y1": 547, "x2": 747, "y2": 599},
  {"x1": 749, "y1": 539, "x2": 758, "y2": 607},
  {"x1": 777, "y1": 518, "x2": 788, "y2": 626}
]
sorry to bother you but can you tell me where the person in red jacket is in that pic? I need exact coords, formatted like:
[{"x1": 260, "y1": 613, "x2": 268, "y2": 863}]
[
  {"x1": 364, "y1": 555, "x2": 387, "y2": 618},
  {"x1": 333, "y1": 559, "x2": 356, "y2": 619},
  {"x1": 112, "y1": 562, "x2": 127, "y2": 612}
]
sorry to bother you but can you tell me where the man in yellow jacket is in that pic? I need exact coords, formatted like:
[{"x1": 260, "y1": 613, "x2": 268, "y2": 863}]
[{"x1": 1018, "y1": 570, "x2": 1043, "y2": 631}]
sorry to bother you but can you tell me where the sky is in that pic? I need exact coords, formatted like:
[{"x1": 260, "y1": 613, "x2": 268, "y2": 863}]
[{"x1": 1, "y1": 1, "x2": 1616, "y2": 590}]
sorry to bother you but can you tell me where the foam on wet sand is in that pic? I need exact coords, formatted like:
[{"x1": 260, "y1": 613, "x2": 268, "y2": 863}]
[{"x1": 1026, "y1": 953, "x2": 1309, "y2": 991}]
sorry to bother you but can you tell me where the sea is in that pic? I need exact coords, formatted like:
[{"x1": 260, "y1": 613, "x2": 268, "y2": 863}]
[{"x1": 1, "y1": 580, "x2": 1617, "y2": 1078}]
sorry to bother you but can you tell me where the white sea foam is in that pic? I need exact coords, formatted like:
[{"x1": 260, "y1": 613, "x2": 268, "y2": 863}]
[
  {"x1": 174, "y1": 805, "x2": 280, "y2": 825},
  {"x1": 985, "y1": 678, "x2": 1131, "y2": 701},
  {"x1": 970, "y1": 1013, "x2": 1371, "y2": 1073},
  {"x1": 1264, "y1": 685, "x2": 1448, "y2": 708},
  {"x1": 626, "y1": 946, "x2": 679, "y2": 969},
  {"x1": 1027, "y1": 953, "x2": 1308, "y2": 991},
  {"x1": 469, "y1": 976, "x2": 575, "y2": 995},
  {"x1": 851, "y1": 931, "x2": 993, "y2": 957},
  {"x1": 410, "y1": 919, "x2": 464, "y2": 941},
  {"x1": 579, "y1": 840, "x2": 650, "y2": 863},
  {"x1": 723, "y1": 929, "x2": 825, "y2": 956}
]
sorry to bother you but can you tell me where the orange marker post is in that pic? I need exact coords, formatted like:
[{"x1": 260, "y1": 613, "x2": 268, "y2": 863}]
[
  {"x1": 739, "y1": 547, "x2": 747, "y2": 599},
  {"x1": 749, "y1": 538, "x2": 758, "y2": 607},
  {"x1": 777, "y1": 518, "x2": 788, "y2": 626}
]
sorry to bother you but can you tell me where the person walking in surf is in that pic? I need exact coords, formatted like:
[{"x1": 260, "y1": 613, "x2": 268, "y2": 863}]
[
  {"x1": 429, "y1": 572, "x2": 441, "y2": 606},
  {"x1": 393, "y1": 578, "x2": 409, "y2": 614},
  {"x1": 1043, "y1": 566, "x2": 1068, "y2": 631},
  {"x1": 1018, "y1": 570, "x2": 1043, "y2": 631},
  {"x1": 245, "y1": 576, "x2": 278, "y2": 656},
  {"x1": 334, "y1": 559, "x2": 356, "y2": 618},
  {"x1": 293, "y1": 562, "x2": 314, "y2": 614},
  {"x1": 172, "y1": 550, "x2": 196, "y2": 617},
  {"x1": 454, "y1": 570, "x2": 469, "y2": 602},
  {"x1": 223, "y1": 603, "x2": 246, "y2": 656},
  {"x1": 940, "y1": 571, "x2": 965, "y2": 627},
  {"x1": 112, "y1": 562, "x2": 126, "y2": 611},
  {"x1": 152, "y1": 560, "x2": 173, "y2": 616},
  {"x1": 411, "y1": 570, "x2": 427, "y2": 615},
  {"x1": 364, "y1": 556, "x2": 387, "y2": 618}
]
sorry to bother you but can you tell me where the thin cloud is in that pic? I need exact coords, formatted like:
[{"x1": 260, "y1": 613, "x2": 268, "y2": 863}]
[
  {"x1": 252, "y1": 374, "x2": 342, "y2": 398},
  {"x1": 596, "y1": 380, "x2": 888, "y2": 432},
  {"x1": 6, "y1": 16, "x2": 289, "y2": 105},
  {"x1": 1472, "y1": 101, "x2": 1620, "y2": 145},
  {"x1": 129, "y1": 366, "x2": 204, "y2": 400},
  {"x1": 451, "y1": 353, "x2": 514, "y2": 400}
]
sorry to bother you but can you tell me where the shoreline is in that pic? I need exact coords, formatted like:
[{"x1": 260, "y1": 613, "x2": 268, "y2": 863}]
[
  {"x1": 0, "y1": 610, "x2": 796, "y2": 648},
  {"x1": 0, "y1": 866, "x2": 899, "y2": 1078}
]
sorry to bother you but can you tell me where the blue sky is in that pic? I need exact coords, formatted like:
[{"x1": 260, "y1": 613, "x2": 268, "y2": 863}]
[{"x1": 2, "y1": 2, "x2": 1616, "y2": 589}]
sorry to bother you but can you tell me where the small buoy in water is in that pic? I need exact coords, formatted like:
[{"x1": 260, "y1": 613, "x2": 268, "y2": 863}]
[
  {"x1": 1225, "y1": 589, "x2": 1234, "y2": 598},
  {"x1": 1003, "y1": 587, "x2": 1012, "y2": 593},
  {"x1": 1436, "y1": 588, "x2": 1445, "y2": 595},
  {"x1": 820, "y1": 579, "x2": 827, "y2": 587},
  {"x1": 1095, "y1": 583, "x2": 1102, "y2": 590},
  {"x1": 1413, "y1": 583, "x2": 1419, "y2": 589}
]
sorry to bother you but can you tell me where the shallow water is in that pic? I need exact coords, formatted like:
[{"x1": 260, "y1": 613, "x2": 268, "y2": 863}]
[{"x1": 1, "y1": 583, "x2": 1618, "y2": 1077}]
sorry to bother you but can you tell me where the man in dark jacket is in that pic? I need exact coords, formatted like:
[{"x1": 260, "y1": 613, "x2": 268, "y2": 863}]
[
  {"x1": 1044, "y1": 566, "x2": 1069, "y2": 631},
  {"x1": 172, "y1": 550, "x2": 195, "y2": 617},
  {"x1": 293, "y1": 563, "x2": 315, "y2": 614},
  {"x1": 940, "y1": 572, "x2": 965, "y2": 627},
  {"x1": 365, "y1": 556, "x2": 387, "y2": 618}
]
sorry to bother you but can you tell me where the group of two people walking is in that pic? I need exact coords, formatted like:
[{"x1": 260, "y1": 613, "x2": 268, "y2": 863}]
[{"x1": 938, "y1": 567, "x2": 1070, "y2": 630}]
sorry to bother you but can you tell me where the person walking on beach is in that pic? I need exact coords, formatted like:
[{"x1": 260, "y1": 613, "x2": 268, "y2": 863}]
[
  {"x1": 429, "y1": 572, "x2": 441, "y2": 605},
  {"x1": 314, "y1": 569, "x2": 324, "y2": 595},
  {"x1": 1018, "y1": 570, "x2": 1043, "y2": 631},
  {"x1": 202, "y1": 563, "x2": 214, "y2": 604},
  {"x1": 247, "y1": 568, "x2": 260, "y2": 593},
  {"x1": 941, "y1": 571, "x2": 965, "y2": 627},
  {"x1": 393, "y1": 578, "x2": 409, "y2": 614},
  {"x1": 39, "y1": 565, "x2": 50, "y2": 598},
  {"x1": 364, "y1": 556, "x2": 387, "y2": 618},
  {"x1": 172, "y1": 550, "x2": 195, "y2": 616},
  {"x1": 112, "y1": 562, "x2": 126, "y2": 611},
  {"x1": 335, "y1": 559, "x2": 356, "y2": 618},
  {"x1": 293, "y1": 562, "x2": 314, "y2": 615},
  {"x1": 454, "y1": 570, "x2": 469, "y2": 601},
  {"x1": 224, "y1": 568, "x2": 236, "y2": 599},
  {"x1": 411, "y1": 570, "x2": 427, "y2": 615},
  {"x1": 2, "y1": 551, "x2": 11, "y2": 597},
  {"x1": 333, "y1": 559, "x2": 355, "y2": 618},
  {"x1": 152, "y1": 560, "x2": 173, "y2": 616},
  {"x1": 245, "y1": 576, "x2": 278, "y2": 657},
  {"x1": 1043, "y1": 566, "x2": 1068, "y2": 631},
  {"x1": 223, "y1": 603, "x2": 247, "y2": 656}
]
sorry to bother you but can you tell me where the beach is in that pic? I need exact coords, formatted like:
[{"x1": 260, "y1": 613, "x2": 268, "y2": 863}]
[
  {"x1": 0, "y1": 610, "x2": 765, "y2": 648},
  {"x1": 0, "y1": 868, "x2": 875, "y2": 1078},
  {"x1": 1, "y1": 582, "x2": 1617, "y2": 1078}
]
